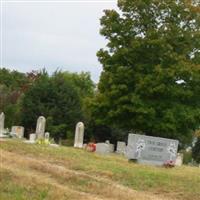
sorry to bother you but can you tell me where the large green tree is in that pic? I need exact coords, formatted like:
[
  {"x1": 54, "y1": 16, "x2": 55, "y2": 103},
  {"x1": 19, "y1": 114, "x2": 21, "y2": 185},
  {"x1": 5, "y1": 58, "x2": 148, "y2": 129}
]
[
  {"x1": 21, "y1": 71, "x2": 90, "y2": 139},
  {"x1": 94, "y1": 0, "x2": 200, "y2": 145}
]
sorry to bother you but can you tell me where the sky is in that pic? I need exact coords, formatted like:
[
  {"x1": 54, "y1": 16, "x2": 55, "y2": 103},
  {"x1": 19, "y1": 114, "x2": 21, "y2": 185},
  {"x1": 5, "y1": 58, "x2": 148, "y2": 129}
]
[{"x1": 0, "y1": 0, "x2": 118, "y2": 82}]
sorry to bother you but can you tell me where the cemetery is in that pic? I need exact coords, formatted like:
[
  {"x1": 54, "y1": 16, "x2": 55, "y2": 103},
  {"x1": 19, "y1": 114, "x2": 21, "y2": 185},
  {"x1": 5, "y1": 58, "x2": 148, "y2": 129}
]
[
  {"x1": 1, "y1": 0, "x2": 200, "y2": 199},
  {"x1": 0, "y1": 111, "x2": 200, "y2": 200},
  {"x1": 0, "y1": 112, "x2": 182, "y2": 167}
]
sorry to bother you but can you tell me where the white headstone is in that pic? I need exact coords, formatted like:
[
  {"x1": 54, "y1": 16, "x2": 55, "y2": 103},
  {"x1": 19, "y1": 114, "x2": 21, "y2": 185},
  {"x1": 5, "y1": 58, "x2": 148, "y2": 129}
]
[
  {"x1": 109, "y1": 144, "x2": 114, "y2": 153},
  {"x1": 0, "y1": 112, "x2": 5, "y2": 135},
  {"x1": 74, "y1": 122, "x2": 84, "y2": 148},
  {"x1": 96, "y1": 143, "x2": 110, "y2": 154},
  {"x1": 175, "y1": 153, "x2": 183, "y2": 166},
  {"x1": 36, "y1": 116, "x2": 46, "y2": 139},
  {"x1": 30, "y1": 133, "x2": 36, "y2": 141},
  {"x1": 11, "y1": 126, "x2": 24, "y2": 138},
  {"x1": 44, "y1": 132, "x2": 50, "y2": 144},
  {"x1": 44, "y1": 132, "x2": 50, "y2": 140},
  {"x1": 116, "y1": 141, "x2": 126, "y2": 154}
]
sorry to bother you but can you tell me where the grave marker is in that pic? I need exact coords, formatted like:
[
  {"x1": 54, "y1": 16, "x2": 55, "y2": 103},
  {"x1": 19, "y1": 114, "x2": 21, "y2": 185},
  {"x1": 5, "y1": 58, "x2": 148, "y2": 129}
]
[
  {"x1": 74, "y1": 122, "x2": 84, "y2": 148},
  {"x1": 0, "y1": 112, "x2": 5, "y2": 135},
  {"x1": 116, "y1": 141, "x2": 126, "y2": 154},
  {"x1": 11, "y1": 126, "x2": 24, "y2": 138},
  {"x1": 36, "y1": 116, "x2": 46, "y2": 139},
  {"x1": 126, "y1": 134, "x2": 179, "y2": 166}
]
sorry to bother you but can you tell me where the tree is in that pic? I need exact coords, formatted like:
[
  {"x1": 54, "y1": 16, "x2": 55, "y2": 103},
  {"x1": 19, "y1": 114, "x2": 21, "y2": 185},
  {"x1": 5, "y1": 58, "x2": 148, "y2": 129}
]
[
  {"x1": 0, "y1": 68, "x2": 29, "y2": 127},
  {"x1": 192, "y1": 137, "x2": 200, "y2": 163},
  {"x1": 94, "y1": 0, "x2": 200, "y2": 146},
  {"x1": 0, "y1": 68, "x2": 29, "y2": 90},
  {"x1": 21, "y1": 71, "x2": 83, "y2": 139},
  {"x1": 62, "y1": 71, "x2": 95, "y2": 100}
]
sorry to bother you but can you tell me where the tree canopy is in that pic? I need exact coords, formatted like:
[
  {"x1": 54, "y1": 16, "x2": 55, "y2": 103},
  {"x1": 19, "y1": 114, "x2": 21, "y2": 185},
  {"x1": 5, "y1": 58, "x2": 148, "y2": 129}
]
[
  {"x1": 1, "y1": 68, "x2": 95, "y2": 140},
  {"x1": 93, "y1": 0, "x2": 200, "y2": 146}
]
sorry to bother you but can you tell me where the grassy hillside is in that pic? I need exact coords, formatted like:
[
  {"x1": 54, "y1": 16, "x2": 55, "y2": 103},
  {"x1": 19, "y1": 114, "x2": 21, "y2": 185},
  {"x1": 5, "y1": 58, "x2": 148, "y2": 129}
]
[{"x1": 0, "y1": 140, "x2": 199, "y2": 200}]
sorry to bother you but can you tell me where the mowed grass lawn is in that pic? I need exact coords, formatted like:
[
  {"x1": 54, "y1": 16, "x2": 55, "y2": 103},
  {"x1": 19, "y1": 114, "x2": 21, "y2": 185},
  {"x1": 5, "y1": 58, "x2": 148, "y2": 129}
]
[{"x1": 0, "y1": 140, "x2": 199, "y2": 200}]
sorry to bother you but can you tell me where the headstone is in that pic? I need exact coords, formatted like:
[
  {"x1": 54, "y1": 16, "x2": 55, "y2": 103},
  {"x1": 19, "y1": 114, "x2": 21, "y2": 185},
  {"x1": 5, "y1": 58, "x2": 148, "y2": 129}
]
[
  {"x1": 105, "y1": 140, "x2": 114, "y2": 153},
  {"x1": 11, "y1": 126, "x2": 24, "y2": 138},
  {"x1": 0, "y1": 112, "x2": 5, "y2": 136},
  {"x1": 116, "y1": 141, "x2": 126, "y2": 154},
  {"x1": 175, "y1": 153, "x2": 183, "y2": 166},
  {"x1": 74, "y1": 122, "x2": 84, "y2": 148},
  {"x1": 44, "y1": 132, "x2": 50, "y2": 140},
  {"x1": 96, "y1": 143, "x2": 110, "y2": 154},
  {"x1": 24, "y1": 133, "x2": 36, "y2": 144},
  {"x1": 109, "y1": 144, "x2": 114, "y2": 153},
  {"x1": 30, "y1": 133, "x2": 36, "y2": 142},
  {"x1": 126, "y1": 134, "x2": 179, "y2": 166},
  {"x1": 36, "y1": 116, "x2": 46, "y2": 139},
  {"x1": 44, "y1": 132, "x2": 50, "y2": 143}
]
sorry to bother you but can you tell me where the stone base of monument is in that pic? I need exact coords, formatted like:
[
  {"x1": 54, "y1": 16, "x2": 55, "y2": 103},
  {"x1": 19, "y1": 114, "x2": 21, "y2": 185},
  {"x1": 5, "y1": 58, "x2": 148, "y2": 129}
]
[
  {"x1": 0, "y1": 133, "x2": 9, "y2": 138},
  {"x1": 49, "y1": 143, "x2": 59, "y2": 148},
  {"x1": 24, "y1": 140, "x2": 36, "y2": 144}
]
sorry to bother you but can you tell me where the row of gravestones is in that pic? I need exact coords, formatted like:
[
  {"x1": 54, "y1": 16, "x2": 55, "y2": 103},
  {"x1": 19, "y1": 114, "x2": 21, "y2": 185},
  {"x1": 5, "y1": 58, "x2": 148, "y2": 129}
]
[
  {"x1": 93, "y1": 134, "x2": 182, "y2": 166},
  {"x1": 0, "y1": 113, "x2": 48, "y2": 141},
  {"x1": 1, "y1": 112, "x2": 182, "y2": 166},
  {"x1": 0, "y1": 113, "x2": 84, "y2": 146},
  {"x1": 73, "y1": 121, "x2": 182, "y2": 166},
  {"x1": 75, "y1": 123, "x2": 182, "y2": 166}
]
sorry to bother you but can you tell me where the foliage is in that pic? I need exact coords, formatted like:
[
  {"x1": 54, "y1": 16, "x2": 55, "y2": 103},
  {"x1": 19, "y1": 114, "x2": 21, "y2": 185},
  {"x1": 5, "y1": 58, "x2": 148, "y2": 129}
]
[
  {"x1": 0, "y1": 67, "x2": 95, "y2": 140},
  {"x1": 62, "y1": 71, "x2": 95, "y2": 99},
  {"x1": 192, "y1": 137, "x2": 200, "y2": 163},
  {"x1": 0, "y1": 68, "x2": 30, "y2": 127},
  {"x1": 0, "y1": 68, "x2": 29, "y2": 90},
  {"x1": 21, "y1": 71, "x2": 83, "y2": 138},
  {"x1": 182, "y1": 150, "x2": 192, "y2": 164},
  {"x1": 94, "y1": 0, "x2": 200, "y2": 146}
]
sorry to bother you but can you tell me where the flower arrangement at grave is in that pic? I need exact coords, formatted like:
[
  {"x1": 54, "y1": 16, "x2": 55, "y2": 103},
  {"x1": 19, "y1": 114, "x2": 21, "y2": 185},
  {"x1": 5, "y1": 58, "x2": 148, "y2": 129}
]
[
  {"x1": 36, "y1": 132, "x2": 53, "y2": 145},
  {"x1": 163, "y1": 160, "x2": 175, "y2": 168},
  {"x1": 86, "y1": 143, "x2": 96, "y2": 152},
  {"x1": 36, "y1": 138, "x2": 51, "y2": 145}
]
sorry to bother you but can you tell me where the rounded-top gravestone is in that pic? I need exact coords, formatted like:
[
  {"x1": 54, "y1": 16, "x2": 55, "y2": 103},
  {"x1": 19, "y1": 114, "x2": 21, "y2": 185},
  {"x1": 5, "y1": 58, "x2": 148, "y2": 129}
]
[
  {"x1": 36, "y1": 116, "x2": 46, "y2": 139},
  {"x1": 74, "y1": 122, "x2": 84, "y2": 148}
]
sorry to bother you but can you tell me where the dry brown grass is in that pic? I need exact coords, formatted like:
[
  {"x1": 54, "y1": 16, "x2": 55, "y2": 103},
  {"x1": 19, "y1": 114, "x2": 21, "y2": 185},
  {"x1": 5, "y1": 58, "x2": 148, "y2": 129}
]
[
  {"x1": 1, "y1": 140, "x2": 199, "y2": 200},
  {"x1": 1, "y1": 149, "x2": 172, "y2": 200}
]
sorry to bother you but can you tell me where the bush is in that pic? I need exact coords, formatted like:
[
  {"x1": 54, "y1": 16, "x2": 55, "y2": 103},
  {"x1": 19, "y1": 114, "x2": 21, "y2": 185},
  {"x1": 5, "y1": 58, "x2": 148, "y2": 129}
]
[{"x1": 192, "y1": 137, "x2": 200, "y2": 164}]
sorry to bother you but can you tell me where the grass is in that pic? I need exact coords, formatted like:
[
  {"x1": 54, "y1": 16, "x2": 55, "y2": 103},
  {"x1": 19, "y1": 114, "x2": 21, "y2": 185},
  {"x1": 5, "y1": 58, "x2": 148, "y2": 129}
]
[{"x1": 0, "y1": 139, "x2": 200, "y2": 200}]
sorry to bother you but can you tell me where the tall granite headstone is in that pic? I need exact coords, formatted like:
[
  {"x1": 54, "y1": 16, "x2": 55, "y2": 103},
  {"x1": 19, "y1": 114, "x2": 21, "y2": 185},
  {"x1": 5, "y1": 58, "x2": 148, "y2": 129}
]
[
  {"x1": 126, "y1": 134, "x2": 179, "y2": 166},
  {"x1": 36, "y1": 116, "x2": 46, "y2": 139},
  {"x1": 74, "y1": 122, "x2": 84, "y2": 148},
  {"x1": 0, "y1": 112, "x2": 5, "y2": 135}
]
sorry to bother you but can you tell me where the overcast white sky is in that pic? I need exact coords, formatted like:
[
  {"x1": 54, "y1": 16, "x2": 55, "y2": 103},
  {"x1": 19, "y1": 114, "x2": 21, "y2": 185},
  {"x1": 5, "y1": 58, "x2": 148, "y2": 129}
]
[{"x1": 0, "y1": 0, "x2": 118, "y2": 82}]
